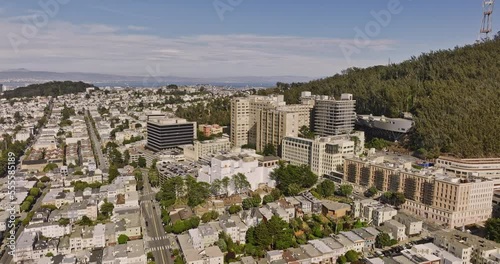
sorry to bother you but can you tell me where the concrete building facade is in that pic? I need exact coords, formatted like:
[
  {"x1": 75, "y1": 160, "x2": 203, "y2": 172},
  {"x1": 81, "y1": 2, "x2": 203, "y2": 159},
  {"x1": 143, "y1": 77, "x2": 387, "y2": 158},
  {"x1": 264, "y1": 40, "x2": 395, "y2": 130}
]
[
  {"x1": 343, "y1": 155, "x2": 494, "y2": 228},
  {"x1": 312, "y1": 93, "x2": 356, "y2": 136}
]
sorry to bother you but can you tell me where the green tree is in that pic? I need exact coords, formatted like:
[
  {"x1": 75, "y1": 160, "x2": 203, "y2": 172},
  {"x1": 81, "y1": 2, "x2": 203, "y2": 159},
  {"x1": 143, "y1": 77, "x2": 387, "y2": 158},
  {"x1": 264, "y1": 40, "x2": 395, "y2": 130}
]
[
  {"x1": 485, "y1": 218, "x2": 500, "y2": 243},
  {"x1": 45, "y1": 252, "x2": 54, "y2": 257},
  {"x1": 228, "y1": 205, "x2": 242, "y2": 214},
  {"x1": 263, "y1": 143, "x2": 277, "y2": 156},
  {"x1": 316, "y1": 180, "x2": 336, "y2": 198},
  {"x1": 43, "y1": 163, "x2": 58, "y2": 172},
  {"x1": 270, "y1": 163, "x2": 318, "y2": 196},
  {"x1": 375, "y1": 232, "x2": 394, "y2": 248},
  {"x1": 118, "y1": 234, "x2": 129, "y2": 244},
  {"x1": 338, "y1": 184, "x2": 353, "y2": 197},
  {"x1": 40, "y1": 176, "x2": 51, "y2": 182},
  {"x1": 20, "y1": 201, "x2": 31, "y2": 212},
  {"x1": 201, "y1": 211, "x2": 219, "y2": 223},
  {"x1": 210, "y1": 179, "x2": 223, "y2": 196},
  {"x1": 100, "y1": 201, "x2": 115, "y2": 217},
  {"x1": 221, "y1": 177, "x2": 231, "y2": 196},
  {"x1": 345, "y1": 250, "x2": 359, "y2": 262},
  {"x1": 42, "y1": 204, "x2": 58, "y2": 211},
  {"x1": 336, "y1": 255, "x2": 347, "y2": 264},
  {"x1": 29, "y1": 187, "x2": 40, "y2": 197},
  {"x1": 366, "y1": 186, "x2": 378, "y2": 197},
  {"x1": 58, "y1": 218, "x2": 70, "y2": 226},
  {"x1": 79, "y1": 215, "x2": 93, "y2": 226},
  {"x1": 232, "y1": 173, "x2": 251, "y2": 194},
  {"x1": 264, "y1": 194, "x2": 277, "y2": 205},
  {"x1": 172, "y1": 221, "x2": 187, "y2": 234},
  {"x1": 138, "y1": 156, "x2": 147, "y2": 168},
  {"x1": 108, "y1": 164, "x2": 120, "y2": 183},
  {"x1": 381, "y1": 191, "x2": 406, "y2": 207},
  {"x1": 299, "y1": 125, "x2": 315, "y2": 139},
  {"x1": 242, "y1": 198, "x2": 255, "y2": 210}
]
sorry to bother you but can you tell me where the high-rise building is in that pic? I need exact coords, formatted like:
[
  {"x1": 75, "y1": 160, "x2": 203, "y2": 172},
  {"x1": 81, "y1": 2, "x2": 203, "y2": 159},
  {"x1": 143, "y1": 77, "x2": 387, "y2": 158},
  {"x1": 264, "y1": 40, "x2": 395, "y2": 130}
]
[
  {"x1": 313, "y1": 94, "x2": 356, "y2": 136},
  {"x1": 256, "y1": 108, "x2": 299, "y2": 153},
  {"x1": 0, "y1": 84, "x2": 4, "y2": 92},
  {"x1": 146, "y1": 116, "x2": 196, "y2": 152},
  {"x1": 343, "y1": 155, "x2": 494, "y2": 228},
  {"x1": 281, "y1": 131, "x2": 364, "y2": 176},
  {"x1": 230, "y1": 95, "x2": 285, "y2": 147}
]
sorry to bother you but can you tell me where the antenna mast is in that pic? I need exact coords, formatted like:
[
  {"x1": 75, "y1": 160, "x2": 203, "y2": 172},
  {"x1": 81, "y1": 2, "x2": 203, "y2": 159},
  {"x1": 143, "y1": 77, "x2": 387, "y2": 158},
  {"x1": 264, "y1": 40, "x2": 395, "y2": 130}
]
[{"x1": 479, "y1": 0, "x2": 495, "y2": 40}]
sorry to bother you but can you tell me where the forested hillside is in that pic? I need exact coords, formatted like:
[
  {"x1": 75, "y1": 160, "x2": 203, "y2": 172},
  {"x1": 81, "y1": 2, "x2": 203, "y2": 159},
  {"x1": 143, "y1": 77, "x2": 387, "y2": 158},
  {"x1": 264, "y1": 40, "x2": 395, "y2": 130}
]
[
  {"x1": 1, "y1": 81, "x2": 96, "y2": 99},
  {"x1": 279, "y1": 37, "x2": 500, "y2": 158}
]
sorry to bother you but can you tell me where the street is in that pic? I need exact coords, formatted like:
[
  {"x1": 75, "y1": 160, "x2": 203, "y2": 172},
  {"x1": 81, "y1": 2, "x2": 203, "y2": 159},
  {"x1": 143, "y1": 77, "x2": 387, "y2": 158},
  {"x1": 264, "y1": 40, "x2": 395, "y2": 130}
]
[
  {"x1": 0, "y1": 188, "x2": 49, "y2": 264},
  {"x1": 84, "y1": 110, "x2": 107, "y2": 170},
  {"x1": 141, "y1": 168, "x2": 173, "y2": 264}
]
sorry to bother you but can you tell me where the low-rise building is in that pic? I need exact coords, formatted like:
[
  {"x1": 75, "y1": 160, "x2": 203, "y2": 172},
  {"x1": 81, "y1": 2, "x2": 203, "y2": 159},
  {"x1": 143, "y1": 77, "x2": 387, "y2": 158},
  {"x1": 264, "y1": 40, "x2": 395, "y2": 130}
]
[
  {"x1": 394, "y1": 212, "x2": 423, "y2": 236},
  {"x1": 24, "y1": 222, "x2": 71, "y2": 238},
  {"x1": 433, "y1": 229, "x2": 500, "y2": 264},
  {"x1": 321, "y1": 200, "x2": 351, "y2": 219},
  {"x1": 384, "y1": 219, "x2": 407, "y2": 242}
]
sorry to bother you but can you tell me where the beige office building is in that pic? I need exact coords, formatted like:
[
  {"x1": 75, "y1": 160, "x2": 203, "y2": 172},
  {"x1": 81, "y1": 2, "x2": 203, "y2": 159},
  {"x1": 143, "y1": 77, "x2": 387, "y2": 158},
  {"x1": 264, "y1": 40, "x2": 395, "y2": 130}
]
[
  {"x1": 282, "y1": 132, "x2": 363, "y2": 176},
  {"x1": 256, "y1": 108, "x2": 300, "y2": 153},
  {"x1": 343, "y1": 155, "x2": 494, "y2": 228}
]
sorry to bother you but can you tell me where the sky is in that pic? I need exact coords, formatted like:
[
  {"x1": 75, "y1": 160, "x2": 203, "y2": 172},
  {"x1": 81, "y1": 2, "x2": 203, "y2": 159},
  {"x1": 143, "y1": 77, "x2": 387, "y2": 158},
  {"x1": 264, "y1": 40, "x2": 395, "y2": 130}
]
[{"x1": 0, "y1": 0, "x2": 497, "y2": 79}]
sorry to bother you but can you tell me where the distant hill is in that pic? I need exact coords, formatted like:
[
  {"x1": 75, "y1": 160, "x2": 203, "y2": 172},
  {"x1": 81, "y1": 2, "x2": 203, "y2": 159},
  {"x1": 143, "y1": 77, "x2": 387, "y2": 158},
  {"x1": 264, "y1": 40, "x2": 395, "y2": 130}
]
[
  {"x1": 1, "y1": 81, "x2": 96, "y2": 99},
  {"x1": 0, "y1": 69, "x2": 314, "y2": 87},
  {"x1": 278, "y1": 37, "x2": 500, "y2": 158}
]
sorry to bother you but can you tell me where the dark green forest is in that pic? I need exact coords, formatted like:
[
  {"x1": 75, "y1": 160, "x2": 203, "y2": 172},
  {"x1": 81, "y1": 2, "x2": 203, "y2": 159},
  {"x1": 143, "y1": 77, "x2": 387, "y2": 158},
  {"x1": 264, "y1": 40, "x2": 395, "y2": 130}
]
[
  {"x1": 2, "y1": 81, "x2": 96, "y2": 99},
  {"x1": 175, "y1": 97, "x2": 231, "y2": 126},
  {"x1": 274, "y1": 37, "x2": 500, "y2": 158}
]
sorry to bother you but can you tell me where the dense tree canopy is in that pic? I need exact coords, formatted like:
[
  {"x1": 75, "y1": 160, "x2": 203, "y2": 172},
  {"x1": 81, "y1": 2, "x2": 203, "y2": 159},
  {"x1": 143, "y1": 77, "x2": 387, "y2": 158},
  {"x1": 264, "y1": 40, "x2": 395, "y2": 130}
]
[
  {"x1": 274, "y1": 39, "x2": 500, "y2": 158},
  {"x1": 156, "y1": 176, "x2": 210, "y2": 208},
  {"x1": 270, "y1": 163, "x2": 318, "y2": 196},
  {"x1": 176, "y1": 97, "x2": 231, "y2": 126},
  {"x1": 485, "y1": 218, "x2": 500, "y2": 243},
  {"x1": 2, "y1": 81, "x2": 96, "y2": 99}
]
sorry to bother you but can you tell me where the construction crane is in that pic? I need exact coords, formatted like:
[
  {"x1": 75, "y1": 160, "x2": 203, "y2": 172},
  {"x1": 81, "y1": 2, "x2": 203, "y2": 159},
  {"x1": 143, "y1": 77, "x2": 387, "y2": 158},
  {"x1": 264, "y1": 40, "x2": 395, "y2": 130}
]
[{"x1": 479, "y1": 0, "x2": 495, "y2": 40}]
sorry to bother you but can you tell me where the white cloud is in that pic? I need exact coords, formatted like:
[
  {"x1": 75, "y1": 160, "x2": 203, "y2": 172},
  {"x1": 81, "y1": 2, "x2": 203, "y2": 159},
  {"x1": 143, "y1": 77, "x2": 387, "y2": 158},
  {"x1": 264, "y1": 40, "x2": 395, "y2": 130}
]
[
  {"x1": 127, "y1": 25, "x2": 149, "y2": 31},
  {"x1": 0, "y1": 18, "x2": 399, "y2": 78},
  {"x1": 82, "y1": 24, "x2": 120, "y2": 34}
]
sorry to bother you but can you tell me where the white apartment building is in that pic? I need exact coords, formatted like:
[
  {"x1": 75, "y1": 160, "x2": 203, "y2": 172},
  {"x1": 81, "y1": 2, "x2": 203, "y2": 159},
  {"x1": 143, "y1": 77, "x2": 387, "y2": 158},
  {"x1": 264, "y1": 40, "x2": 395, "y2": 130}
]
[
  {"x1": 384, "y1": 219, "x2": 407, "y2": 242},
  {"x1": 394, "y1": 212, "x2": 423, "y2": 236},
  {"x1": 24, "y1": 222, "x2": 71, "y2": 238},
  {"x1": 372, "y1": 206, "x2": 398, "y2": 226},
  {"x1": 197, "y1": 149, "x2": 276, "y2": 195},
  {"x1": 282, "y1": 132, "x2": 363, "y2": 176}
]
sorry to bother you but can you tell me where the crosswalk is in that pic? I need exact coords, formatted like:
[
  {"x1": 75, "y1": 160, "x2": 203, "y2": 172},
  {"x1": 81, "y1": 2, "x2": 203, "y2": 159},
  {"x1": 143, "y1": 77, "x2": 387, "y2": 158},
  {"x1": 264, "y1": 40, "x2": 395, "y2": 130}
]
[
  {"x1": 150, "y1": 235, "x2": 169, "y2": 241},
  {"x1": 148, "y1": 245, "x2": 171, "y2": 252}
]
